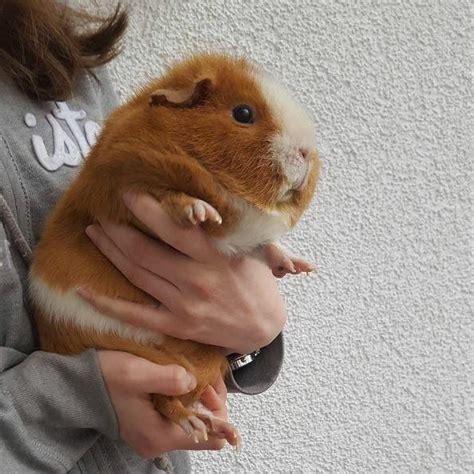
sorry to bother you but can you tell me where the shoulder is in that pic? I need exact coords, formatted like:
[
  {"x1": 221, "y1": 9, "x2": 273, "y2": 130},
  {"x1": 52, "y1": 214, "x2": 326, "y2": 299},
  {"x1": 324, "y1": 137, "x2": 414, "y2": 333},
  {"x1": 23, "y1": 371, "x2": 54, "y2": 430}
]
[
  {"x1": 0, "y1": 65, "x2": 121, "y2": 246},
  {"x1": 75, "y1": 66, "x2": 121, "y2": 117}
]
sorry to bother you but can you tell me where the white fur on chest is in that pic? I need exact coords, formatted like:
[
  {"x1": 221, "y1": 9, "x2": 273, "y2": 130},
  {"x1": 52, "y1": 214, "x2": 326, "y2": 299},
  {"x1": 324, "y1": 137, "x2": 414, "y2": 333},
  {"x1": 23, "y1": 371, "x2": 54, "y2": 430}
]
[{"x1": 213, "y1": 196, "x2": 289, "y2": 256}]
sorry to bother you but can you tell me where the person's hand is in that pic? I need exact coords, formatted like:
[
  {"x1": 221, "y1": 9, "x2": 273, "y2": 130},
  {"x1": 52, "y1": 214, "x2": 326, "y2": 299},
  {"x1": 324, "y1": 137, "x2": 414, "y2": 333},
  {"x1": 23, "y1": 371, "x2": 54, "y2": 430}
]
[
  {"x1": 98, "y1": 350, "x2": 227, "y2": 458},
  {"x1": 78, "y1": 192, "x2": 286, "y2": 354}
]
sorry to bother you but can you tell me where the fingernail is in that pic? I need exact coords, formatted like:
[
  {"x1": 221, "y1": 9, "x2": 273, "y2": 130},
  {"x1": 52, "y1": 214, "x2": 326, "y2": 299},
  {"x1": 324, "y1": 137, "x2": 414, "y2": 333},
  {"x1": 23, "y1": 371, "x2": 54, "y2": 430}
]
[
  {"x1": 123, "y1": 192, "x2": 137, "y2": 208},
  {"x1": 76, "y1": 286, "x2": 93, "y2": 300},
  {"x1": 85, "y1": 225, "x2": 98, "y2": 239},
  {"x1": 186, "y1": 373, "x2": 197, "y2": 391}
]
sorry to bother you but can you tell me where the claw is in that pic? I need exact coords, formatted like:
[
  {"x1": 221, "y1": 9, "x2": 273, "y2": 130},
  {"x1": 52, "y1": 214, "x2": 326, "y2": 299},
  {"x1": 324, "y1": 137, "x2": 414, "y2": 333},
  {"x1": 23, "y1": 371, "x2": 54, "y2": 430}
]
[
  {"x1": 194, "y1": 201, "x2": 206, "y2": 222},
  {"x1": 194, "y1": 411, "x2": 240, "y2": 447},
  {"x1": 263, "y1": 242, "x2": 315, "y2": 278},
  {"x1": 185, "y1": 206, "x2": 197, "y2": 225},
  {"x1": 183, "y1": 199, "x2": 222, "y2": 226},
  {"x1": 181, "y1": 400, "x2": 240, "y2": 448},
  {"x1": 178, "y1": 415, "x2": 209, "y2": 444}
]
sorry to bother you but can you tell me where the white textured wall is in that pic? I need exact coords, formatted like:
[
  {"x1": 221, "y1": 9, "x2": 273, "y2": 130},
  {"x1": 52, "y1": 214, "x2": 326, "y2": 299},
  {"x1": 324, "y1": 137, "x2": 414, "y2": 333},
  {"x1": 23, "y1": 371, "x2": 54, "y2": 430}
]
[{"x1": 83, "y1": 0, "x2": 472, "y2": 472}]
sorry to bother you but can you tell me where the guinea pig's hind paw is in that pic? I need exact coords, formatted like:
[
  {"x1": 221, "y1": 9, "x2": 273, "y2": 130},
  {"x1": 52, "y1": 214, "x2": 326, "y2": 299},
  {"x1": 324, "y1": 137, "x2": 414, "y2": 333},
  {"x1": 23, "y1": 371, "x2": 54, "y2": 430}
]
[
  {"x1": 272, "y1": 256, "x2": 315, "y2": 278},
  {"x1": 178, "y1": 415, "x2": 209, "y2": 443},
  {"x1": 185, "y1": 199, "x2": 222, "y2": 225},
  {"x1": 264, "y1": 243, "x2": 315, "y2": 278},
  {"x1": 290, "y1": 257, "x2": 316, "y2": 275},
  {"x1": 195, "y1": 412, "x2": 241, "y2": 448}
]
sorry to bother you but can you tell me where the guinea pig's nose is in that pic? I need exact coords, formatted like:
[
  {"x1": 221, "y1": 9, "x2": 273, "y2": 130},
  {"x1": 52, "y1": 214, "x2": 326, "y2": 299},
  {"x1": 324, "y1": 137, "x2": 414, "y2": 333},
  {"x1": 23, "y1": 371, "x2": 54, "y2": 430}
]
[{"x1": 298, "y1": 147, "x2": 310, "y2": 161}]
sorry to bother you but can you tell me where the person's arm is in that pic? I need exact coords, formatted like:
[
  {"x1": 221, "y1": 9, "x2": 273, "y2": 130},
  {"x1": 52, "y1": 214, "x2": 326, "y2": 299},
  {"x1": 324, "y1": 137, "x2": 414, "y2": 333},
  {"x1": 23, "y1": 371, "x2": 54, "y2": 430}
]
[
  {"x1": 0, "y1": 218, "x2": 118, "y2": 472},
  {"x1": 0, "y1": 350, "x2": 117, "y2": 471}
]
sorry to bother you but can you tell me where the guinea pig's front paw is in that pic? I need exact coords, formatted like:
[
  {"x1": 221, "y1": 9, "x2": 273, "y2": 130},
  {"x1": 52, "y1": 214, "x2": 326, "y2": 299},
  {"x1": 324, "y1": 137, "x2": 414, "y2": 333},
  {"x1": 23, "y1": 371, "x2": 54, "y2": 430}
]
[
  {"x1": 263, "y1": 242, "x2": 315, "y2": 278},
  {"x1": 184, "y1": 199, "x2": 222, "y2": 226},
  {"x1": 160, "y1": 193, "x2": 222, "y2": 227}
]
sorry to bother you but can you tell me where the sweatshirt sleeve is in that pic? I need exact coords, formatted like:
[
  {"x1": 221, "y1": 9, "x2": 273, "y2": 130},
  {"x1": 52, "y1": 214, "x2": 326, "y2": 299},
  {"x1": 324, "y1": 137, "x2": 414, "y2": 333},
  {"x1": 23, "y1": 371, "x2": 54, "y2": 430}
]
[
  {"x1": 226, "y1": 333, "x2": 284, "y2": 395},
  {"x1": 0, "y1": 219, "x2": 119, "y2": 472}
]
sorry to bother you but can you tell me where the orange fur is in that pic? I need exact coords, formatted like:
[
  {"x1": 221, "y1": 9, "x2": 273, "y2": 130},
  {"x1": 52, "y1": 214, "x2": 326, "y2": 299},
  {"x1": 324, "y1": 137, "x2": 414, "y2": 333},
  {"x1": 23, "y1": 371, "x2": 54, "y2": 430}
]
[{"x1": 29, "y1": 53, "x2": 319, "y2": 445}]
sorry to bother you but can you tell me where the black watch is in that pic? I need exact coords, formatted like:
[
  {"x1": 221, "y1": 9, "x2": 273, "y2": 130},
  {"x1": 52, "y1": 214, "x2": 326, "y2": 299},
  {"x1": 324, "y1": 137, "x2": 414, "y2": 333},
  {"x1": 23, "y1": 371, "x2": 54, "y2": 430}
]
[{"x1": 227, "y1": 350, "x2": 261, "y2": 371}]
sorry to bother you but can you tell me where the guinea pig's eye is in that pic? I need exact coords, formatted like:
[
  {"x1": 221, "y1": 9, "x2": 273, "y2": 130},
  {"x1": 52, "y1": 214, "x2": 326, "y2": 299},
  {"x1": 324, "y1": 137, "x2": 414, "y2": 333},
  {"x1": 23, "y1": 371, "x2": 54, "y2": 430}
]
[{"x1": 232, "y1": 104, "x2": 254, "y2": 124}]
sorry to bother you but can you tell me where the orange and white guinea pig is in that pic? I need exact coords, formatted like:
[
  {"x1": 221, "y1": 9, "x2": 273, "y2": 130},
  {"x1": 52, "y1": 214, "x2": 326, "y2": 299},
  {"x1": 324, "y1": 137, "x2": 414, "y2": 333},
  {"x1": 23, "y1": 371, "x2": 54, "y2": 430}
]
[{"x1": 29, "y1": 53, "x2": 319, "y2": 445}]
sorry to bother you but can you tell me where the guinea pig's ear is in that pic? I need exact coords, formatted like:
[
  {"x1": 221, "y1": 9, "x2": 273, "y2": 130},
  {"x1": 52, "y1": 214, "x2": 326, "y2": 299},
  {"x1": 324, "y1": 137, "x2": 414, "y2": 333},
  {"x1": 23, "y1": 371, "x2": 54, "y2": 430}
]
[{"x1": 149, "y1": 77, "x2": 214, "y2": 108}]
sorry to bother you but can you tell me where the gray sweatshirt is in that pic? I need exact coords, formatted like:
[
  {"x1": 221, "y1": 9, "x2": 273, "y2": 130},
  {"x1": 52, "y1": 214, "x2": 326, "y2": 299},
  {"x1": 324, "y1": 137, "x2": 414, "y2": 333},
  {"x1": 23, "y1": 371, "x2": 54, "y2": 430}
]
[{"x1": 0, "y1": 66, "x2": 283, "y2": 473}]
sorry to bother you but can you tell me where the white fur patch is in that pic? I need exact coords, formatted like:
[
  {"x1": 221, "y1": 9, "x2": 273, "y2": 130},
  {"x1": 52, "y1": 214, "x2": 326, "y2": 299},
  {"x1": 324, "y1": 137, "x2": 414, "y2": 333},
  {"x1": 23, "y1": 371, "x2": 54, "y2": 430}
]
[
  {"x1": 29, "y1": 276, "x2": 163, "y2": 345},
  {"x1": 213, "y1": 196, "x2": 289, "y2": 256},
  {"x1": 253, "y1": 70, "x2": 316, "y2": 192},
  {"x1": 254, "y1": 71, "x2": 316, "y2": 150}
]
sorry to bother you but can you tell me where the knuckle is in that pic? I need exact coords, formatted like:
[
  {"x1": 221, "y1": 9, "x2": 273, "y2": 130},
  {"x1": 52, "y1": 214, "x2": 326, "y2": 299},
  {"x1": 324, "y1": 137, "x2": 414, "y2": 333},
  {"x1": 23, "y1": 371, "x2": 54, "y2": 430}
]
[
  {"x1": 192, "y1": 301, "x2": 208, "y2": 320},
  {"x1": 179, "y1": 300, "x2": 197, "y2": 320},
  {"x1": 191, "y1": 277, "x2": 214, "y2": 301},
  {"x1": 174, "y1": 300, "x2": 209, "y2": 339},
  {"x1": 169, "y1": 365, "x2": 188, "y2": 390}
]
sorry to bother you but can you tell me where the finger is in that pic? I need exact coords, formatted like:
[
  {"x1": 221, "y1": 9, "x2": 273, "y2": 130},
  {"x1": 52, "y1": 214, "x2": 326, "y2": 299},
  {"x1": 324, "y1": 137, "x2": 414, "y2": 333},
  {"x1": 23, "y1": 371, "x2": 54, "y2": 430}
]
[
  {"x1": 212, "y1": 376, "x2": 228, "y2": 402},
  {"x1": 146, "y1": 410, "x2": 226, "y2": 452},
  {"x1": 76, "y1": 287, "x2": 188, "y2": 340},
  {"x1": 161, "y1": 424, "x2": 227, "y2": 452},
  {"x1": 200, "y1": 386, "x2": 226, "y2": 413},
  {"x1": 97, "y1": 219, "x2": 189, "y2": 285},
  {"x1": 133, "y1": 408, "x2": 226, "y2": 456},
  {"x1": 122, "y1": 358, "x2": 197, "y2": 395},
  {"x1": 86, "y1": 223, "x2": 181, "y2": 306},
  {"x1": 172, "y1": 421, "x2": 227, "y2": 451},
  {"x1": 145, "y1": 401, "x2": 228, "y2": 452},
  {"x1": 187, "y1": 438, "x2": 227, "y2": 451},
  {"x1": 123, "y1": 192, "x2": 215, "y2": 263}
]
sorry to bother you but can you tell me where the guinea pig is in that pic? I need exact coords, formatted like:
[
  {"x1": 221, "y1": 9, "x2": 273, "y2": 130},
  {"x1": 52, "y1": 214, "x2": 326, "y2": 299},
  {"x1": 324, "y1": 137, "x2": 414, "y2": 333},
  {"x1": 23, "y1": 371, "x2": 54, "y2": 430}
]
[{"x1": 29, "y1": 53, "x2": 320, "y2": 446}]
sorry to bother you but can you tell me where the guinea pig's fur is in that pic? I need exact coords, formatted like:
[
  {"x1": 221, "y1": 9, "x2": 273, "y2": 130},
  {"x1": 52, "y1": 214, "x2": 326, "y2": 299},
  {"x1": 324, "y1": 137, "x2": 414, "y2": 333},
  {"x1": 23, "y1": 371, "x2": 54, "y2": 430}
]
[{"x1": 29, "y1": 53, "x2": 319, "y2": 445}]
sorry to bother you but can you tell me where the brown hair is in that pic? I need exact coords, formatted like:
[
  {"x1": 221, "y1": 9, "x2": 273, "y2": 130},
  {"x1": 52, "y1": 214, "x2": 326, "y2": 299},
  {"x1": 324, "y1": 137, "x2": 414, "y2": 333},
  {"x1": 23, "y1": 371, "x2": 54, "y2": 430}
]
[{"x1": 0, "y1": 0, "x2": 128, "y2": 101}]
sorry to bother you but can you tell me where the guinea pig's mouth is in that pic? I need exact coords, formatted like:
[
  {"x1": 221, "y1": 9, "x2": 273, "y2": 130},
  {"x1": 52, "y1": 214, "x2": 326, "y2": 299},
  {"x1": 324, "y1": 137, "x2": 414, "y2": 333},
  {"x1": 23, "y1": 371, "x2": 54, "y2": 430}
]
[
  {"x1": 293, "y1": 162, "x2": 311, "y2": 192},
  {"x1": 278, "y1": 163, "x2": 311, "y2": 203}
]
